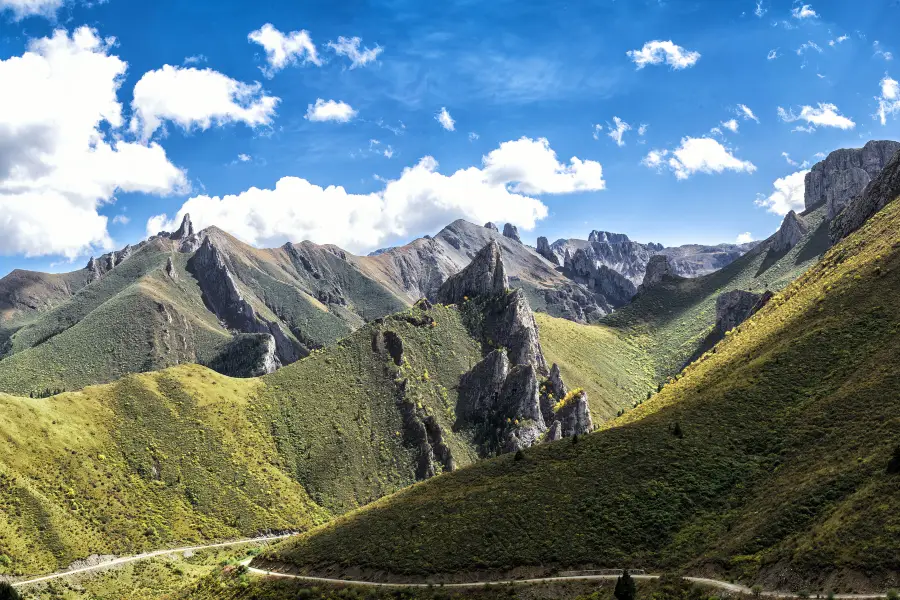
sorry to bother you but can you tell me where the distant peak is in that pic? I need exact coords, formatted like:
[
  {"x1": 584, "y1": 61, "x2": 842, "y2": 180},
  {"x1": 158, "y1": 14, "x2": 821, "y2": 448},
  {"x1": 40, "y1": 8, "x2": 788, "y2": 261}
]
[
  {"x1": 502, "y1": 223, "x2": 522, "y2": 244},
  {"x1": 171, "y1": 213, "x2": 194, "y2": 240},
  {"x1": 588, "y1": 230, "x2": 631, "y2": 244}
]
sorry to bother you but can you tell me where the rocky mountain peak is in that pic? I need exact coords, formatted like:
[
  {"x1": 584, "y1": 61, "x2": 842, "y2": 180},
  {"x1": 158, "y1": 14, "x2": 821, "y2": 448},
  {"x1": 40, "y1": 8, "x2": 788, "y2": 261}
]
[
  {"x1": 831, "y1": 144, "x2": 900, "y2": 243},
  {"x1": 588, "y1": 230, "x2": 631, "y2": 244},
  {"x1": 771, "y1": 210, "x2": 809, "y2": 253},
  {"x1": 484, "y1": 222, "x2": 499, "y2": 232},
  {"x1": 536, "y1": 236, "x2": 559, "y2": 265},
  {"x1": 437, "y1": 240, "x2": 508, "y2": 304},
  {"x1": 171, "y1": 213, "x2": 195, "y2": 240},
  {"x1": 503, "y1": 223, "x2": 522, "y2": 244},
  {"x1": 804, "y1": 140, "x2": 900, "y2": 218}
]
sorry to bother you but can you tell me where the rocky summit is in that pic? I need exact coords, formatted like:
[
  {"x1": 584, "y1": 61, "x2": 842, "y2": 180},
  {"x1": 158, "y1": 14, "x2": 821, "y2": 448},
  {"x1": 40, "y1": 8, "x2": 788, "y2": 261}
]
[
  {"x1": 804, "y1": 140, "x2": 900, "y2": 219},
  {"x1": 637, "y1": 254, "x2": 675, "y2": 292},
  {"x1": 771, "y1": 210, "x2": 809, "y2": 253},
  {"x1": 831, "y1": 144, "x2": 900, "y2": 243}
]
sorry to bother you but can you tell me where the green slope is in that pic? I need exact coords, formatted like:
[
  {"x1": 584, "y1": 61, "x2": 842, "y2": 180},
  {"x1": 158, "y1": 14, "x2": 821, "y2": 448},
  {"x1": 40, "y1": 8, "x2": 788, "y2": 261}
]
[
  {"x1": 261, "y1": 199, "x2": 900, "y2": 590},
  {"x1": 0, "y1": 303, "x2": 482, "y2": 577}
]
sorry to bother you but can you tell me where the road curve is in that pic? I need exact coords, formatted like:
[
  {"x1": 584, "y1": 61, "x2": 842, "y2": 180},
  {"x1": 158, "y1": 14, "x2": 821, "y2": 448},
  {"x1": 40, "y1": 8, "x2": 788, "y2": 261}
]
[
  {"x1": 12, "y1": 534, "x2": 293, "y2": 588},
  {"x1": 243, "y1": 564, "x2": 889, "y2": 599}
]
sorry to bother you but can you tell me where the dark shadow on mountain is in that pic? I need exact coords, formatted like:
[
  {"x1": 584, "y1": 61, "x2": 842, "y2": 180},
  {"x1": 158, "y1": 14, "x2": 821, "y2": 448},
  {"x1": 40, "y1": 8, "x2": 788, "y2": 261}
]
[{"x1": 795, "y1": 219, "x2": 832, "y2": 266}]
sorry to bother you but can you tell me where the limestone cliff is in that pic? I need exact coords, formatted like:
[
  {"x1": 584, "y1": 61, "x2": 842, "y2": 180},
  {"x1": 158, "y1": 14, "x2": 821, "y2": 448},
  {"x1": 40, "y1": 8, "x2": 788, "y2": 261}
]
[
  {"x1": 831, "y1": 145, "x2": 900, "y2": 243},
  {"x1": 771, "y1": 211, "x2": 809, "y2": 254}
]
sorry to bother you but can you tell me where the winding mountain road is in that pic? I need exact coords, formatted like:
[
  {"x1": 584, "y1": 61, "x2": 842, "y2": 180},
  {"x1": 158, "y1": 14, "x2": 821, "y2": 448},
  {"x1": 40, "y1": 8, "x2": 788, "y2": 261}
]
[{"x1": 10, "y1": 537, "x2": 890, "y2": 599}]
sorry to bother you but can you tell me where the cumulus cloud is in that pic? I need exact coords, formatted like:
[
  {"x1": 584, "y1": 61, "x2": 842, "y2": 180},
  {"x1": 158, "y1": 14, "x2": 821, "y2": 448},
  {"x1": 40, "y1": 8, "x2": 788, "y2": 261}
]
[
  {"x1": 305, "y1": 98, "x2": 357, "y2": 123},
  {"x1": 791, "y1": 4, "x2": 818, "y2": 19},
  {"x1": 248, "y1": 23, "x2": 321, "y2": 77},
  {"x1": 130, "y1": 65, "x2": 279, "y2": 140},
  {"x1": 777, "y1": 102, "x2": 856, "y2": 131},
  {"x1": 627, "y1": 40, "x2": 700, "y2": 70},
  {"x1": 0, "y1": 0, "x2": 62, "y2": 19},
  {"x1": 606, "y1": 117, "x2": 631, "y2": 146},
  {"x1": 643, "y1": 137, "x2": 756, "y2": 180},
  {"x1": 736, "y1": 232, "x2": 754, "y2": 244},
  {"x1": 0, "y1": 27, "x2": 186, "y2": 259},
  {"x1": 721, "y1": 119, "x2": 739, "y2": 133},
  {"x1": 112, "y1": 214, "x2": 130, "y2": 225},
  {"x1": 875, "y1": 75, "x2": 900, "y2": 125},
  {"x1": 436, "y1": 107, "x2": 455, "y2": 131},
  {"x1": 755, "y1": 170, "x2": 808, "y2": 215},
  {"x1": 146, "y1": 137, "x2": 604, "y2": 253},
  {"x1": 327, "y1": 36, "x2": 382, "y2": 69}
]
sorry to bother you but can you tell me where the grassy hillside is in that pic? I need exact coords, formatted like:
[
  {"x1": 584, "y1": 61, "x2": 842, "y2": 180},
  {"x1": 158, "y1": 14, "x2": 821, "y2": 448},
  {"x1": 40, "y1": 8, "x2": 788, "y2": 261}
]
[
  {"x1": 260, "y1": 199, "x2": 900, "y2": 590},
  {"x1": 0, "y1": 303, "x2": 483, "y2": 577}
]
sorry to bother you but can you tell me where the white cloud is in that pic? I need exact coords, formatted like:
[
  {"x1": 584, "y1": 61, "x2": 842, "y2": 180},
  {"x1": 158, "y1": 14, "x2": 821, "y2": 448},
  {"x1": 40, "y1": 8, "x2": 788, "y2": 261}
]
[
  {"x1": 0, "y1": 27, "x2": 186, "y2": 259},
  {"x1": 606, "y1": 116, "x2": 631, "y2": 146},
  {"x1": 709, "y1": 127, "x2": 724, "y2": 137},
  {"x1": 767, "y1": 49, "x2": 779, "y2": 60},
  {"x1": 754, "y1": 1, "x2": 766, "y2": 17},
  {"x1": 248, "y1": 23, "x2": 321, "y2": 77},
  {"x1": 637, "y1": 124, "x2": 648, "y2": 136},
  {"x1": 791, "y1": 4, "x2": 818, "y2": 19},
  {"x1": 468, "y1": 132, "x2": 480, "y2": 142},
  {"x1": 736, "y1": 232, "x2": 754, "y2": 244},
  {"x1": 436, "y1": 107, "x2": 455, "y2": 131},
  {"x1": 643, "y1": 137, "x2": 756, "y2": 180},
  {"x1": 383, "y1": 146, "x2": 394, "y2": 159},
  {"x1": 721, "y1": 119, "x2": 739, "y2": 133},
  {"x1": 755, "y1": 170, "x2": 808, "y2": 215},
  {"x1": 305, "y1": 98, "x2": 357, "y2": 123},
  {"x1": 875, "y1": 75, "x2": 900, "y2": 125},
  {"x1": 0, "y1": 0, "x2": 62, "y2": 19},
  {"x1": 112, "y1": 214, "x2": 130, "y2": 225},
  {"x1": 829, "y1": 35, "x2": 849, "y2": 47},
  {"x1": 738, "y1": 104, "x2": 760, "y2": 123},
  {"x1": 874, "y1": 41, "x2": 894, "y2": 62},
  {"x1": 238, "y1": 153, "x2": 251, "y2": 162},
  {"x1": 777, "y1": 102, "x2": 856, "y2": 131},
  {"x1": 146, "y1": 137, "x2": 604, "y2": 253},
  {"x1": 183, "y1": 54, "x2": 207, "y2": 65},
  {"x1": 627, "y1": 40, "x2": 700, "y2": 70},
  {"x1": 327, "y1": 36, "x2": 382, "y2": 69},
  {"x1": 797, "y1": 41, "x2": 823, "y2": 55},
  {"x1": 591, "y1": 124, "x2": 602, "y2": 140},
  {"x1": 130, "y1": 65, "x2": 279, "y2": 140},
  {"x1": 781, "y1": 152, "x2": 810, "y2": 168}
]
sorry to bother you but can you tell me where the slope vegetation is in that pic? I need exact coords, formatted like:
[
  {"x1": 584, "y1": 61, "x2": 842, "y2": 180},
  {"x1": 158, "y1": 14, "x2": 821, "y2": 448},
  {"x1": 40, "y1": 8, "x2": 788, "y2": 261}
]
[{"x1": 261, "y1": 197, "x2": 900, "y2": 590}]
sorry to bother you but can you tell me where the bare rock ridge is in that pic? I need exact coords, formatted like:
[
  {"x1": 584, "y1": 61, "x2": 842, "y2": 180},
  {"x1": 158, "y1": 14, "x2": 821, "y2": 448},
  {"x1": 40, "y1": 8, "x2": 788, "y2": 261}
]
[
  {"x1": 440, "y1": 242, "x2": 591, "y2": 455},
  {"x1": 188, "y1": 236, "x2": 300, "y2": 367},
  {"x1": 831, "y1": 145, "x2": 900, "y2": 243},
  {"x1": 804, "y1": 140, "x2": 900, "y2": 218},
  {"x1": 638, "y1": 255, "x2": 675, "y2": 293},
  {"x1": 772, "y1": 210, "x2": 809, "y2": 253},
  {"x1": 564, "y1": 248, "x2": 637, "y2": 305},
  {"x1": 503, "y1": 223, "x2": 522, "y2": 244},
  {"x1": 714, "y1": 289, "x2": 773, "y2": 335}
]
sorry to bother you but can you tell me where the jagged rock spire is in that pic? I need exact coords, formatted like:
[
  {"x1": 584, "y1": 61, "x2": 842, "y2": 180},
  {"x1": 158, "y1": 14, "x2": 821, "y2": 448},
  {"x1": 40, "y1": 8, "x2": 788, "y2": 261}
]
[
  {"x1": 171, "y1": 213, "x2": 194, "y2": 240},
  {"x1": 536, "y1": 236, "x2": 559, "y2": 265},
  {"x1": 437, "y1": 241, "x2": 508, "y2": 304},
  {"x1": 503, "y1": 223, "x2": 522, "y2": 243},
  {"x1": 771, "y1": 210, "x2": 808, "y2": 253},
  {"x1": 484, "y1": 222, "x2": 499, "y2": 232}
]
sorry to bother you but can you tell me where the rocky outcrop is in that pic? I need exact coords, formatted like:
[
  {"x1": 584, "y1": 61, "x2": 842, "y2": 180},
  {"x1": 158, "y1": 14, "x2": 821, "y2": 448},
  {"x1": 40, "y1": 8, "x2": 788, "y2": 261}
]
[
  {"x1": 437, "y1": 241, "x2": 508, "y2": 304},
  {"x1": 536, "y1": 236, "x2": 559, "y2": 265},
  {"x1": 831, "y1": 145, "x2": 900, "y2": 243},
  {"x1": 205, "y1": 333, "x2": 281, "y2": 377},
  {"x1": 166, "y1": 213, "x2": 203, "y2": 252},
  {"x1": 638, "y1": 255, "x2": 674, "y2": 292},
  {"x1": 482, "y1": 288, "x2": 548, "y2": 376},
  {"x1": 715, "y1": 290, "x2": 769, "y2": 334},
  {"x1": 457, "y1": 350, "x2": 509, "y2": 423},
  {"x1": 188, "y1": 237, "x2": 300, "y2": 365},
  {"x1": 397, "y1": 378, "x2": 455, "y2": 479},
  {"x1": 771, "y1": 210, "x2": 809, "y2": 254},
  {"x1": 588, "y1": 230, "x2": 633, "y2": 245},
  {"x1": 804, "y1": 140, "x2": 900, "y2": 217},
  {"x1": 165, "y1": 257, "x2": 177, "y2": 280},
  {"x1": 498, "y1": 365, "x2": 546, "y2": 452},
  {"x1": 548, "y1": 390, "x2": 592, "y2": 440},
  {"x1": 484, "y1": 222, "x2": 499, "y2": 232},
  {"x1": 171, "y1": 213, "x2": 194, "y2": 239},
  {"x1": 503, "y1": 223, "x2": 522, "y2": 244},
  {"x1": 541, "y1": 282, "x2": 612, "y2": 323}
]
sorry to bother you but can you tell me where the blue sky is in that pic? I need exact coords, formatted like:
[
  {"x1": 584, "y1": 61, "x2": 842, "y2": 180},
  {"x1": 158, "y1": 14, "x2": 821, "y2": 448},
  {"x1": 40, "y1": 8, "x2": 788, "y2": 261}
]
[{"x1": 1, "y1": 0, "x2": 900, "y2": 277}]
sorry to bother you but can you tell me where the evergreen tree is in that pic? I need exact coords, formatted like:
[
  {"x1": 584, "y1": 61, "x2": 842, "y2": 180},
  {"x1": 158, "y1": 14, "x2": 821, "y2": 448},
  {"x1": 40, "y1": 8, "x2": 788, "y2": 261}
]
[
  {"x1": 614, "y1": 569, "x2": 636, "y2": 600},
  {"x1": 0, "y1": 581, "x2": 21, "y2": 600}
]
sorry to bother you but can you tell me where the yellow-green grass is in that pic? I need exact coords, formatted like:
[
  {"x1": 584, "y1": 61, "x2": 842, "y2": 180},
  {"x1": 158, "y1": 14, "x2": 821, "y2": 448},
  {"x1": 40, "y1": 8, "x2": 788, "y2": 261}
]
[
  {"x1": 535, "y1": 313, "x2": 654, "y2": 422},
  {"x1": 0, "y1": 303, "x2": 484, "y2": 576},
  {"x1": 262, "y1": 199, "x2": 900, "y2": 590}
]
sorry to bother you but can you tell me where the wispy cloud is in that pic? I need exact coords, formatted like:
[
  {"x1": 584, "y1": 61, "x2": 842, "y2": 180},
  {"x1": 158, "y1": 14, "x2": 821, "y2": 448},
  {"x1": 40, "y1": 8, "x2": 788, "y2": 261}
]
[{"x1": 436, "y1": 107, "x2": 455, "y2": 131}]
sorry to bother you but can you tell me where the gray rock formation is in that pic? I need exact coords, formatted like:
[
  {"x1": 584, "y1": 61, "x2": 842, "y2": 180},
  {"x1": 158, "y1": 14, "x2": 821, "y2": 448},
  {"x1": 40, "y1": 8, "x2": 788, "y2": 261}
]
[
  {"x1": 437, "y1": 241, "x2": 508, "y2": 304},
  {"x1": 482, "y1": 288, "x2": 548, "y2": 376},
  {"x1": 549, "y1": 390, "x2": 592, "y2": 439},
  {"x1": 457, "y1": 350, "x2": 510, "y2": 423},
  {"x1": 396, "y1": 377, "x2": 455, "y2": 479},
  {"x1": 206, "y1": 333, "x2": 281, "y2": 377},
  {"x1": 536, "y1": 236, "x2": 559, "y2": 265},
  {"x1": 638, "y1": 255, "x2": 674, "y2": 292},
  {"x1": 831, "y1": 145, "x2": 900, "y2": 243},
  {"x1": 171, "y1": 213, "x2": 194, "y2": 239},
  {"x1": 804, "y1": 140, "x2": 900, "y2": 217},
  {"x1": 188, "y1": 237, "x2": 300, "y2": 365},
  {"x1": 771, "y1": 210, "x2": 809, "y2": 253},
  {"x1": 588, "y1": 230, "x2": 633, "y2": 245},
  {"x1": 484, "y1": 222, "x2": 499, "y2": 232},
  {"x1": 715, "y1": 290, "x2": 764, "y2": 334},
  {"x1": 165, "y1": 257, "x2": 177, "y2": 280},
  {"x1": 499, "y1": 365, "x2": 546, "y2": 453},
  {"x1": 565, "y1": 248, "x2": 637, "y2": 305},
  {"x1": 541, "y1": 282, "x2": 613, "y2": 323},
  {"x1": 503, "y1": 223, "x2": 522, "y2": 244}
]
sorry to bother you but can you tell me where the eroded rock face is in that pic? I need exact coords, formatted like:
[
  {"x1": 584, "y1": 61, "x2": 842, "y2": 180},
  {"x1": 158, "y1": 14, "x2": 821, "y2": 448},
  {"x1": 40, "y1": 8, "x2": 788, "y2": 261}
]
[
  {"x1": 771, "y1": 210, "x2": 809, "y2": 254},
  {"x1": 565, "y1": 248, "x2": 637, "y2": 306},
  {"x1": 804, "y1": 140, "x2": 900, "y2": 216},
  {"x1": 503, "y1": 223, "x2": 522, "y2": 244},
  {"x1": 206, "y1": 333, "x2": 281, "y2": 377},
  {"x1": 165, "y1": 257, "x2": 178, "y2": 280},
  {"x1": 536, "y1": 236, "x2": 559, "y2": 265},
  {"x1": 188, "y1": 237, "x2": 300, "y2": 366},
  {"x1": 484, "y1": 222, "x2": 499, "y2": 232},
  {"x1": 550, "y1": 390, "x2": 592, "y2": 439},
  {"x1": 715, "y1": 290, "x2": 763, "y2": 334},
  {"x1": 638, "y1": 255, "x2": 674, "y2": 292},
  {"x1": 483, "y1": 288, "x2": 548, "y2": 376},
  {"x1": 831, "y1": 145, "x2": 900, "y2": 243},
  {"x1": 541, "y1": 283, "x2": 612, "y2": 323},
  {"x1": 437, "y1": 241, "x2": 508, "y2": 304},
  {"x1": 457, "y1": 350, "x2": 510, "y2": 423}
]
